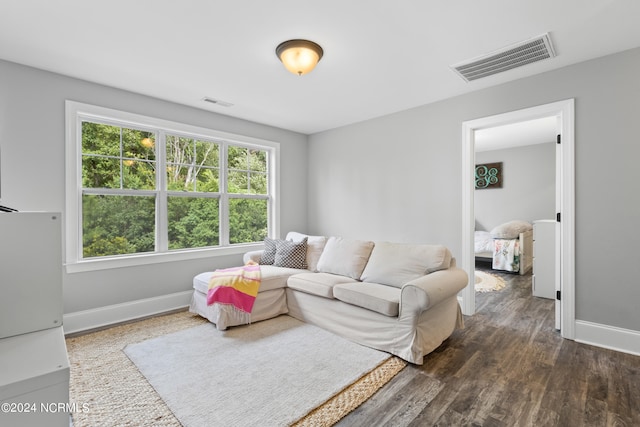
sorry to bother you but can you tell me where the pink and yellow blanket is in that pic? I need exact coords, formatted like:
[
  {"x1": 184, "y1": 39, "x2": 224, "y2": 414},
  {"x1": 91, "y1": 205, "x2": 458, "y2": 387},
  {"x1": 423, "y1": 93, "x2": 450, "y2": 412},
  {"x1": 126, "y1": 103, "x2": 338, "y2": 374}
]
[{"x1": 206, "y1": 263, "x2": 261, "y2": 322}]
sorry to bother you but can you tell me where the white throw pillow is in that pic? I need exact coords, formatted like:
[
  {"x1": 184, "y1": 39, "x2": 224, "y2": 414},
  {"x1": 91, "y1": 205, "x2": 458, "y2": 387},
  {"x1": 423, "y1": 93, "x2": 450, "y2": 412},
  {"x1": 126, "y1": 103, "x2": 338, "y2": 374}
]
[
  {"x1": 360, "y1": 242, "x2": 452, "y2": 288},
  {"x1": 285, "y1": 231, "x2": 328, "y2": 272},
  {"x1": 490, "y1": 220, "x2": 532, "y2": 239},
  {"x1": 316, "y1": 237, "x2": 374, "y2": 280}
]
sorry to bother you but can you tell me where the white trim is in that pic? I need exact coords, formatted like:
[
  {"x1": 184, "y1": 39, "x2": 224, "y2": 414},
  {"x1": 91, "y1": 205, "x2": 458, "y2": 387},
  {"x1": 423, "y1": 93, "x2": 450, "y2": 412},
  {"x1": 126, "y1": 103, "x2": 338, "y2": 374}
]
[
  {"x1": 460, "y1": 124, "x2": 476, "y2": 315},
  {"x1": 461, "y1": 99, "x2": 575, "y2": 340},
  {"x1": 65, "y1": 243, "x2": 262, "y2": 273},
  {"x1": 62, "y1": 290, "x2": 193, "y2": 335},
  {"x1": 575, "y1": 320, "x2": 640, "y2": 356}
]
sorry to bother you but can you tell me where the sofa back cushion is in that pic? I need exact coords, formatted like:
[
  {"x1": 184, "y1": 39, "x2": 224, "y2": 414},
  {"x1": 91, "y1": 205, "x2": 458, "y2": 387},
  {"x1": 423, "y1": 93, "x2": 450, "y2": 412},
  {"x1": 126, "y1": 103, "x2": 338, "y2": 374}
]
[
  {"x1": 360, "y1": 242, "x2": 452, "y2": 288},
  {"x1": 316, "y1": 237, "x2": 374, "y2": 280},
  {"x1": 286, "y1": 232, "x2": 328, "y2": 272}
]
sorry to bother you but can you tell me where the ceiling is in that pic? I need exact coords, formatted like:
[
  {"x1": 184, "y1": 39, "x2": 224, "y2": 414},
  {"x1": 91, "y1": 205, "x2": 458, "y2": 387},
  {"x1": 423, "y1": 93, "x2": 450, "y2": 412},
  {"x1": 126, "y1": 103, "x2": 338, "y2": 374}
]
[
  {"x1": 475, "y1": 116, "x2": 558, "y2": 152},
  {"x1": 1, "y1": 1, "x2": 640, "y2": 135}
]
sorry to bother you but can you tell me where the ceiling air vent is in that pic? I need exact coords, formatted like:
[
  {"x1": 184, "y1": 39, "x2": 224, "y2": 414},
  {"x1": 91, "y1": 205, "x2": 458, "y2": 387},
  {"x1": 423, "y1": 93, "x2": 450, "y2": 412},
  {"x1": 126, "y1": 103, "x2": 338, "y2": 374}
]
[
  {"x1": 451, "y1": 33, "x2": 556, "y2": 82},
  {"x1": 202, "y1": 97, "x2": 233, "y2": 107}
]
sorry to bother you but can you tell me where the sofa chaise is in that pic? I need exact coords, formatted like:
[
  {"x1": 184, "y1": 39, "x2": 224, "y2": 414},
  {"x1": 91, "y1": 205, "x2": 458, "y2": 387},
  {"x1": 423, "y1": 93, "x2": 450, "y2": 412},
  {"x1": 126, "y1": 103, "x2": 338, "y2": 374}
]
[{"x1": 189, "y1": 232, "x2": 468, "y2": 364}]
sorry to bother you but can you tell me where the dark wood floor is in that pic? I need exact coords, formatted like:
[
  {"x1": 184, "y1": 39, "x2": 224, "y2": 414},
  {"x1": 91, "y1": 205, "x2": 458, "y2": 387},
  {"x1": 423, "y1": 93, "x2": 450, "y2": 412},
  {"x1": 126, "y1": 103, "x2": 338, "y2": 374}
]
[{"x1": 337, "y1": 266, "x2": 640, "y2": 426}]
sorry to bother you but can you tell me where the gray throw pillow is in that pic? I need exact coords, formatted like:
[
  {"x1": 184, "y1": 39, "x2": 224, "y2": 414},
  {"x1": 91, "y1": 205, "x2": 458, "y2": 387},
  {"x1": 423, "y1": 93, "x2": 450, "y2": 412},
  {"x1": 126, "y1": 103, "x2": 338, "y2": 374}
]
[
  {"x1": 274, "y1": 238, "x2": 308, "y2": 269},
  {"x1": 259, "y1": 237, "x2": 280, "y2": 265}
]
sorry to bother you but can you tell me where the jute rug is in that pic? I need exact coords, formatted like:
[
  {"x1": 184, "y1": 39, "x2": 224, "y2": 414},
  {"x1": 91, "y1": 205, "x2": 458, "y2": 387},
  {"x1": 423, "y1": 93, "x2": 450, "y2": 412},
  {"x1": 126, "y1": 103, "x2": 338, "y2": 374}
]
[
  {"x1": 474, "y1": 270, "x2": 507, "y2": 292},
  {"x1": 66, "y1": 311, "x2": 406, "y2": 427}
]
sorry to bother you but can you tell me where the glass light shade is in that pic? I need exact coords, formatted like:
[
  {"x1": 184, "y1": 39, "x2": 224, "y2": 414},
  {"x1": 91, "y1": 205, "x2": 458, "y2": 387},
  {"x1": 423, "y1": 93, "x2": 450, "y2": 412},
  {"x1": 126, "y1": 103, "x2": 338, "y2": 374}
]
[{"x1": 276, "y1": 40, "x2": 323, "y2": 76}]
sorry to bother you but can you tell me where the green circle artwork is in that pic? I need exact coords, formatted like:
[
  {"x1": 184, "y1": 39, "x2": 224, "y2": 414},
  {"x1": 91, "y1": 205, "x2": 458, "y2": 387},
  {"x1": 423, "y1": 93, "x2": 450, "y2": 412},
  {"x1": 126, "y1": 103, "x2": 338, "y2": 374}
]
[{"x1": 475, "y1": 162, "x2": 502, "y2": 189}]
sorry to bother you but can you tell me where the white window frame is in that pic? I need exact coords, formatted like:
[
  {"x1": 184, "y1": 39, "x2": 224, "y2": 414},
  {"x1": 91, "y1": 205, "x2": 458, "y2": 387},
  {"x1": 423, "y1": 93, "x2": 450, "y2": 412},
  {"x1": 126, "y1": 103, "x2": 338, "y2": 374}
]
[{"x1": 65, "y1": 101, "x2": 280, "y2": 273}]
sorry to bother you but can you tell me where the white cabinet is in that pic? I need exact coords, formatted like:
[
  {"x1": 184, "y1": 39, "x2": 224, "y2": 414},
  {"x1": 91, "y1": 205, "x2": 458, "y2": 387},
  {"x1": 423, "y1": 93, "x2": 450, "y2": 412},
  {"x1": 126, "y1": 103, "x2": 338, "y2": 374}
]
[
  {"x1": 532, "y1": 220, "x2": 556, "y2": 299},
  {"x1": 0, "y1": 327, "x2": 70, "y2": 427},
  {"x1": 0, "y1": 212, "x2": 69, "y2": 426},
  {"x1": 0, "y1": 212, "x2": 63, "y2": 338}
]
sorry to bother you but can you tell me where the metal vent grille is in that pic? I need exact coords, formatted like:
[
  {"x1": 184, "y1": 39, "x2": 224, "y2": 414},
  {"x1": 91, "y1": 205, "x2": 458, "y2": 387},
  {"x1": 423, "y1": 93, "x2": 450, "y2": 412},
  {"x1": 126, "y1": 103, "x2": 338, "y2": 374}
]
[
  {"x1": 202, "y1": 97, "x2": 233, "y2": 107},
  {"x1": 451, "y1": 33, "x2": 556, "y2": 82}
]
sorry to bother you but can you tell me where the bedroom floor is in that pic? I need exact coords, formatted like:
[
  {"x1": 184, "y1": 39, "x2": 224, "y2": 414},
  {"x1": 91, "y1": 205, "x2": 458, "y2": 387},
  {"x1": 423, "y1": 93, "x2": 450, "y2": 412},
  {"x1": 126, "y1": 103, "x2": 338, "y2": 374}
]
[{"x1": 337, "y1": 266, "x2": 640, "y2": 426}]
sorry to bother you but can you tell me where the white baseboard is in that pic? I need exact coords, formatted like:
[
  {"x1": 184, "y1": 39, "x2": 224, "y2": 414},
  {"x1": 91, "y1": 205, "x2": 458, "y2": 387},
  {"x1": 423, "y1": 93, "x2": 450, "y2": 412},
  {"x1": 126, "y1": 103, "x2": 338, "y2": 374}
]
[
  {"x1": 63, "y1": 290, "x2": 193, "y2": 335},
  {"x1": 575, "y1": 320, "x2": 640, "y2": 356}
]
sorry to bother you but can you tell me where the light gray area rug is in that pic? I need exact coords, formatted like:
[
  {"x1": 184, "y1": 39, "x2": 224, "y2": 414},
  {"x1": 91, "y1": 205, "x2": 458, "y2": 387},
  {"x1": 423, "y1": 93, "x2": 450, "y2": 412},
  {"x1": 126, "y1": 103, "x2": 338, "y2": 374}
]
[{"x1": 124, "y1": 315, "x2": 391, "y2": 427}]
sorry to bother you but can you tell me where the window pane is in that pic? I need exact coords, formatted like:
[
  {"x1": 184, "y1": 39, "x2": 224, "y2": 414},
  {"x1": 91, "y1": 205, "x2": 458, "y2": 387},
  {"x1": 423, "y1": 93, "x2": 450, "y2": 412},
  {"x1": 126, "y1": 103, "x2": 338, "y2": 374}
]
[
  {"x1": 82, "y1": 156, "x2": 121, "y2": 188},
  {"x1": 166, "y1": 135, "x2": 192, "y2": 164},
  {"x1": 227, "y1": 146, "x2": 268, "y2": 195},
  {"x1": 195, "y1": 140, "x2": 219, "y2": 168},
  {"x1": 227, "y1": 146, "x2": 248, "y2": 169},
  {"x1": 82, "y1": 122, "x2": 120, "y2": 156},
  {"x1": 250, "y1": 172, "x2": 267, "y2": 194},
  {"x1": 123, "y1": 128, "x2": 155, "y2": 161},
  {"x1": 82, "y1": 194, "x2": 156, "y2": 258},
  {"x1": 168, "y1": 196, "x2": 219, "y2": 250},
  {"x1": 167, "y1": 163, "x2": 189, "y2": 191},
  {"x1": 166, "y1": 135, "x2": 219, "y2": 192},
  {"x1": 249, "y1": 149, "x2": 267, "y2": 172},
  {"x1": 194, "y1": 167, "x2": 219, "y2": 192},
  {"x1": 229, "y1": 198, "x2": 268, "y2": 244},
  {"x1": 123, "y1": 160, "x2": 155, "y2": 190},
  {"x1": 227, "y1": 170, "x2": 248, "y2": 194},
  {"x1": 82, "y1": 122, "x2": 156, "y2": 191}
]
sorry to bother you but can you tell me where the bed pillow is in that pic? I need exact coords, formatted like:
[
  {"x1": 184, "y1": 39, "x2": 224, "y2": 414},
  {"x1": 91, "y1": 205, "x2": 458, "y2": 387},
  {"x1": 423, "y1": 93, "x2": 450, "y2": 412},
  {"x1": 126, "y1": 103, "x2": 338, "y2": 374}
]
[
  {"x1": 274, "y1": 238, "x2": 308, "y2": 269},
  {"x1": 316, "y1": 237, "x2": 374, "y2": 280},
  {"x1": 490, "y1": 220, "x2": 533, "y2": 239}
]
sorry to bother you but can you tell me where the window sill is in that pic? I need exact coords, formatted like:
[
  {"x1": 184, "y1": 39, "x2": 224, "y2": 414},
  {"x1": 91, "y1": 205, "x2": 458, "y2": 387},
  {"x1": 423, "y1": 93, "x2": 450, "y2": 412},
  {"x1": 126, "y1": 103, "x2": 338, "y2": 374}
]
[{"x1": 65, "y1": 243, "x2": 263, "y2": 274}]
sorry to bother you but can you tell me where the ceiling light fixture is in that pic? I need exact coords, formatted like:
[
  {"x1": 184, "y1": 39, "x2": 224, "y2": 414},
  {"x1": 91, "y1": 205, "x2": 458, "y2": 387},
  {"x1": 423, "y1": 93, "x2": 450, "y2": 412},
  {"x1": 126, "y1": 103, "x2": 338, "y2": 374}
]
[{"x1": 276, "y1": 39, "x2": 323, "y2": 76}]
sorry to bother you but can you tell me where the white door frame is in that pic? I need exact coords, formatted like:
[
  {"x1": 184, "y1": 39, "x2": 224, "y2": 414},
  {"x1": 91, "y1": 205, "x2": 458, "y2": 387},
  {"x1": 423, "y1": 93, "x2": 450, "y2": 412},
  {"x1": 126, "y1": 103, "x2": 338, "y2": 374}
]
[{"x1": 460, "y1": 99, "x2": 575, "y2": 339}]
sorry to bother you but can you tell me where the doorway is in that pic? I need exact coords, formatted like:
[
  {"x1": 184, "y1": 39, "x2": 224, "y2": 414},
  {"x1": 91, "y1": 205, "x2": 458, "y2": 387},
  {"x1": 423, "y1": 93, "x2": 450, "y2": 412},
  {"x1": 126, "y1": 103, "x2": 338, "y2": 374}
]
[{"x1": 460, "y1": 99, "x2": 575, "y2": 339}]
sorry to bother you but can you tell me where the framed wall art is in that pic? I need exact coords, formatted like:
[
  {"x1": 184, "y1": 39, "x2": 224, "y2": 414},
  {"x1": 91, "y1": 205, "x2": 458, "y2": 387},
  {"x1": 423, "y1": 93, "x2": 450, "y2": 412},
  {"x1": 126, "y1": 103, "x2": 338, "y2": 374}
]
[{"x1": 475, "y1": 162, "x2": 502, "y2": 189}]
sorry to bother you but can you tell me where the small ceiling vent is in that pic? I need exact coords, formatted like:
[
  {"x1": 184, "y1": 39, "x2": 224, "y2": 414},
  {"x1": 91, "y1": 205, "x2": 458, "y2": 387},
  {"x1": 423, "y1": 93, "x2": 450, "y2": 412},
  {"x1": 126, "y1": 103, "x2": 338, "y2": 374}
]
[
  {"x1": 451, "y1": 33, "x2": 556, "y2": 82},
  {"x1": 202, "y1": 97, "x2": 233, "y2": 107}
]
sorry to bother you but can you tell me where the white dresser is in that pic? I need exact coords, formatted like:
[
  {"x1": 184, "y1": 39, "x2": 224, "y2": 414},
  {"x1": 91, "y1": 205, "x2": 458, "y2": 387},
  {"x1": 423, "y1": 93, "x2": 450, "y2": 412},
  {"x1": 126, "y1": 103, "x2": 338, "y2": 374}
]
[
  {"x1": 532, "y1": 220, "x2": 556, "y2": 299},
  {"x1": 0, "y1": 212, "x2": 70, "y2": 427}
]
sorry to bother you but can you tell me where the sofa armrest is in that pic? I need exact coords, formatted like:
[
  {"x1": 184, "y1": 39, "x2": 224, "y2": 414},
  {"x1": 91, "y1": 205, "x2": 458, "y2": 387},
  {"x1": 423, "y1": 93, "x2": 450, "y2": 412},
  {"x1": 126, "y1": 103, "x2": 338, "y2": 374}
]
[
  {"x1": 243, "y1": 250, "x2": 263, "y2": 264},
  {"x1": 399, "y1": 268, "x2": 468, "y2": 318}
]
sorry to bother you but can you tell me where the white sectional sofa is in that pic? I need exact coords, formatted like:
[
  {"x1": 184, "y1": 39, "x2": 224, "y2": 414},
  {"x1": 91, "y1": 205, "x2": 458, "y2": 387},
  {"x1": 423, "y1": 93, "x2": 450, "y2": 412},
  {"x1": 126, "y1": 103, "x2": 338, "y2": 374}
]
[{"x1": 189, "y1": 232, "x2": 468, "y2": 364}]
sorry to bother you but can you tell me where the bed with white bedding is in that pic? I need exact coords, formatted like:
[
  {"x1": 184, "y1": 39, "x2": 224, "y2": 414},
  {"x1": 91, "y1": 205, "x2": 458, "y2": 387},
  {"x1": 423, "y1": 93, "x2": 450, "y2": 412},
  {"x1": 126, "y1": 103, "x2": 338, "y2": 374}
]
[{"x1": 474, "y1": 220, "x2": 533, "y2": 275}]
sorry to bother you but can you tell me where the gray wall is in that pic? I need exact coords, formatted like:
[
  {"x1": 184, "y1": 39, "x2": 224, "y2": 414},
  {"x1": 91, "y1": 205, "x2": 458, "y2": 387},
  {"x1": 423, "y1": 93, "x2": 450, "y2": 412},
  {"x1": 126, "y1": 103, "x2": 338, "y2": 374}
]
[
  {"x1": 475, "y1": 143, "x2": 556, "y2": 231},
  {"x1": 0, "y1": 59, "x2": 309, "y2": 313},
  {"x1": 308, "y1": 47, "x2": 640, "y2": 332}
]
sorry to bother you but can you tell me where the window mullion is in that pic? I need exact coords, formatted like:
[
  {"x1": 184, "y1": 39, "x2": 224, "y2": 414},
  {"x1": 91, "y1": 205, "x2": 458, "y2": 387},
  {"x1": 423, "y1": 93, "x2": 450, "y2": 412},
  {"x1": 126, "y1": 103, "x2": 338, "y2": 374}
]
[
  {"x1": 157, "y1": 130, "x2": 168, "y2": 252},
  {"x1": 220, "y1": 143, "x2": 229, "y2": 246}
]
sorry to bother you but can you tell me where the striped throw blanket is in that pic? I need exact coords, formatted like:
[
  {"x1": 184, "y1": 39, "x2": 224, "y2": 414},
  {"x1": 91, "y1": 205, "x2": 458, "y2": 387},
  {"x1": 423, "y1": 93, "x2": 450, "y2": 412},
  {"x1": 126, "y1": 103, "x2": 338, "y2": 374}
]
[{"x1": 206, "y1": 263, "x2": 261, "y2": 323}]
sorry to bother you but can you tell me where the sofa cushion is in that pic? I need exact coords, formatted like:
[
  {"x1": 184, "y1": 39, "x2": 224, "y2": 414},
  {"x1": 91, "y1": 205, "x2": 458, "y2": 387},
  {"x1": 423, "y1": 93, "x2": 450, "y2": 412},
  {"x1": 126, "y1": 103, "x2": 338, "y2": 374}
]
[
  {"x1": 193, "y1": 265, "x2": 306, "y2": 294},
  {"x1": 274, "y1": 238, "x2": 308, "y2": 269},
  {"x1": 333, "y1": 282, "x2": 400, "y2": 317},
  {"x1": 316, "y1": 237, "x2": 374, "y2": 280},
  {"x1": 287, "y1": 272, "x2": 357, "y2": 299},
  {"x1": 360, "y1": 242, "x2": 452, "y2": 288},
  {"x1": 286, "y1": 232, "x2": 328, "y2": 272}
]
